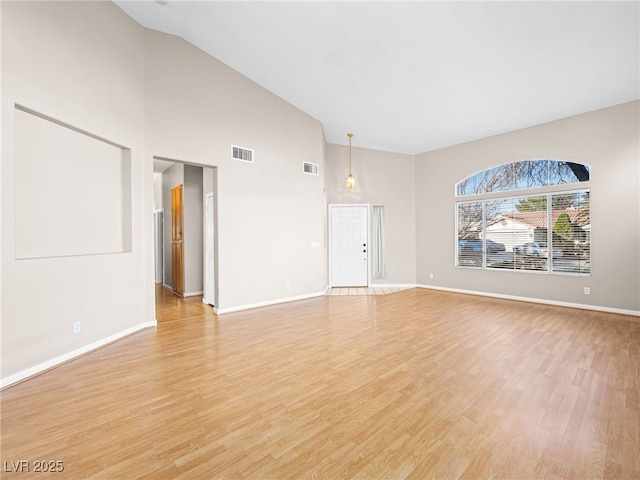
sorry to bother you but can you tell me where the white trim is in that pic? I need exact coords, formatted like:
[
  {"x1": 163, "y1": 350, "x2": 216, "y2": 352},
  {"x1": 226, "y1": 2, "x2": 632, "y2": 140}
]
[
  {"x1": 456, "y1": 181, "x2": 592, "y2": 203},
  {"x1": 184, "y1": 291, "x2": 203, "y2": 297},
  {"x1": 154, "y1": 209, "x2": 165, "y2": 285},
  {"x1": 161, "y1": 283, "x2": 187, "y2": 297},
  {"x1": 0, "y1": 321, "x2": 157, "y2": 389},
  {"x1": 215, "y1": 291, "x2": 326, "y2": 315},
  {"x1": 203, "y1": 192, "x2": 216, "y2": 307},
  {"x1": 416, "y1": 284, "x2": 640, "y2": 318}
]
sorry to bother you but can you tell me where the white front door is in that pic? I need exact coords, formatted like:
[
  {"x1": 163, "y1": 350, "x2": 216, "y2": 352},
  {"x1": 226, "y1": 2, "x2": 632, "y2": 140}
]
[
  {"x1": 204, "y1": 193, "x2": 215, "y2": 306},
  {"x1": 329, "y1": 205, "x2": 369, "y2": 287}
]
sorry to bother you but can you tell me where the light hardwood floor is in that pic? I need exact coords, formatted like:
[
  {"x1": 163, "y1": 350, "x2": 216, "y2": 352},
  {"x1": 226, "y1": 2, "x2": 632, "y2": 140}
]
[
  {"x1": 1, "y1": 288, "x2": 638, "y2": 479},
  {"x1": 155, "y1": 284, "x2": 213, "y2": 323}
]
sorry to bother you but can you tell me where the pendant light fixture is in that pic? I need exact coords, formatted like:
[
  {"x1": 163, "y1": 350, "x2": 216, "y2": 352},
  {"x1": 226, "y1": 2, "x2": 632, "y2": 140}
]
[{"x1": 345, "y1": 132, "x2": 356, "y2": 190}]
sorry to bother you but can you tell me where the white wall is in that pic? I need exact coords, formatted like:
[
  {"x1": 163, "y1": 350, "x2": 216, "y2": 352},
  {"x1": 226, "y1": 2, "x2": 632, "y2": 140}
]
[
  {"x1": 1, "y1": 1, "x2": 152, "y2": 381},
  {"x1": 415, "y1": 101, "x2": 640, "y2": 313},
  {"x1": 325, "y1": 144, "x2": 417, "y2": 285}
]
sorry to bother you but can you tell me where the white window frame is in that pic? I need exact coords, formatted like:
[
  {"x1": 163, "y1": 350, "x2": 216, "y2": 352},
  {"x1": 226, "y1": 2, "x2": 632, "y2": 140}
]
[{"x1": 455, "y1": 183, "x2": 591, "y2": 276}]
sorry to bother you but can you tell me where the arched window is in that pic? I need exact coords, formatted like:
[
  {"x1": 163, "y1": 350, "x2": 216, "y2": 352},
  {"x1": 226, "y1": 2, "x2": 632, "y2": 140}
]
[{"x1": 455, "y1": 159, "x2": 590, "y2": 275}]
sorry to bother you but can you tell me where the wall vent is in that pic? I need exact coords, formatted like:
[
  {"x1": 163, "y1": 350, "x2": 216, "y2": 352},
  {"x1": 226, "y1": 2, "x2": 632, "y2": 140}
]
[
  {"x1": 303, "y1": 162, "x2": 319, "y2": 175},
  {"x1": 232, "y1": 145, "x2": 253, "y2": 163}
]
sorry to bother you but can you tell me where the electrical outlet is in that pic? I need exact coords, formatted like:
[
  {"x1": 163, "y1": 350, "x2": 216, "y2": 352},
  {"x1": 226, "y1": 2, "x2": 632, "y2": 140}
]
[
  {"x1": 285, "y1": 282, "x2": 291, "y2": 289},
  {"x1": 73, "y1": 321, "x2": 81, "y2": 334},
  {"x1": 584, "y1": 287, "x2": 590, "y2": 295},
  {"x1": 429, "y1": 273, "x2": 434, "y2": 279}
]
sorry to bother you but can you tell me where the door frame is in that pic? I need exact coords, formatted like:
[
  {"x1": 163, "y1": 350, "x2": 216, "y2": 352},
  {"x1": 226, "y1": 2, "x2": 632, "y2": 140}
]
[
  {"x1": 328, "y1": 204, "x2": 371, "y2": 288},
  {"x1": 203, "y1": 192, "x2": 215, "y2": 306},
  {"x1": 154, "y1": 209, "x2": 164, "y2": 284},
  {"x1": 152, "y1": 157, "x2": 218, "y2": 321}
]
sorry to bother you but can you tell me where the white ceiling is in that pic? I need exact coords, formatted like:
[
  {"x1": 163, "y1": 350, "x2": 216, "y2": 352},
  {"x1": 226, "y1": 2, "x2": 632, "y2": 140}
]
[{"x1": 115, "y1": 1, "x2": 639, "y2": 155}]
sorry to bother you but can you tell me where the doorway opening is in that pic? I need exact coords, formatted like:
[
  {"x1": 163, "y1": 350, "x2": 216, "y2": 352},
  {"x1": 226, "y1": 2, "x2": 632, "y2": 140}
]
[{"x1": 152, "y1": 157, "x2": 217, "y2": 322}]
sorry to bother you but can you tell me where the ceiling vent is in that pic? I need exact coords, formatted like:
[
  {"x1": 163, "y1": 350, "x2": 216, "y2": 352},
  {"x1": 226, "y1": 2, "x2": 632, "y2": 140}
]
[
  {"x1": 232, "y1": 145, "x2": 253, "y2": 163},
  {"x1": 303, "y1": 162, "x2": 319, "y2": 175}
]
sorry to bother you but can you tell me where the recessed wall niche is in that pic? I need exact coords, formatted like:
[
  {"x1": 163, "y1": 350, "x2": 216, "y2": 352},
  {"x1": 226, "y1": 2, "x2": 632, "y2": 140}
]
[{"x1": 13, "y1": 106, "x2": 132, "y2": 259}]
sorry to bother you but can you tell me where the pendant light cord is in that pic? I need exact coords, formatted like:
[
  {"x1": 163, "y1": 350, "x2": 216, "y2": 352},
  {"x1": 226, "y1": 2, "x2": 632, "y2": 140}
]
[{"x1": 348, "y1": 133, "x2": 353, "y2": 174}]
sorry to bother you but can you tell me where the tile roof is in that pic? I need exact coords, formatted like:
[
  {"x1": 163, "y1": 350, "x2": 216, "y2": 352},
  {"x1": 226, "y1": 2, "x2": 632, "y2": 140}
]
[{"x1": 492, "y1": 209, "x2": 590, "y2": 229}]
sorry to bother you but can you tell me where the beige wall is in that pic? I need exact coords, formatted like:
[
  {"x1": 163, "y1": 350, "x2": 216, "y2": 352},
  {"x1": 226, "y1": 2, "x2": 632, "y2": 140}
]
[
  {"x1": 416, "y1": 101, "x2": 640, "y2": 313},
  {"x1": 325, "y1": 144, "x2": 417, "y2": 285},
  {"x1": 1, "y1": 1, "x2": 151, "y2": 380},
  {"x1": 1, "y1": 1, "x2": 327, "y2": 383},
  {"x1": 143, "y1": 28, "x2": 327, "y2": 310}
]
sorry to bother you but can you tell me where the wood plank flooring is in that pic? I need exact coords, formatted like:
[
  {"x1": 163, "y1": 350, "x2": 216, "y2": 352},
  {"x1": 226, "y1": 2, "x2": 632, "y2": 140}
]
[
  {"x1": 1, "y1": 288, "x2": 638, "y2": 479},
  {"x1": 155, "y1": 284, "x2": 212, "y2": 323}
]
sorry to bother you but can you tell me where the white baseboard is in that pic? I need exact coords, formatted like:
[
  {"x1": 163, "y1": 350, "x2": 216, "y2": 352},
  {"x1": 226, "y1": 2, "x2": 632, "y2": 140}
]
[
  {"x1": 215, "y1": 291, "x2": 326, "y2": 315},
  {"x1": 326, "y1": 283, "x2": 417, "y2": 290},
  {"x1": 161, "y1": 284, "x2": 202, "y2": 298},
  {"x1": 217, "y1": 284, "x2": 418, "y2": 314},
  {"x1": 416, "y1": 284, "x2": 640, "y2": 318},
  {"x1": 0, "y1": 321, "x2": 157, "y2": 389}
]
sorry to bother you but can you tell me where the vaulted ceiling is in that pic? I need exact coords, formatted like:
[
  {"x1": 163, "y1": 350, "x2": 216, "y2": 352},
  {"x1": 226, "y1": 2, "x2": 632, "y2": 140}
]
[{"x1": 115, "y1": 1, "x2": 639, "y2": 155}]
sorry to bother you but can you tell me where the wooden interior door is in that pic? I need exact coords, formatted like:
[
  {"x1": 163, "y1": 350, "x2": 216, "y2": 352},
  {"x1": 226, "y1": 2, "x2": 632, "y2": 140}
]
[{"x1": 171, "y1": 185, "x2": 184, "y2": 296}]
